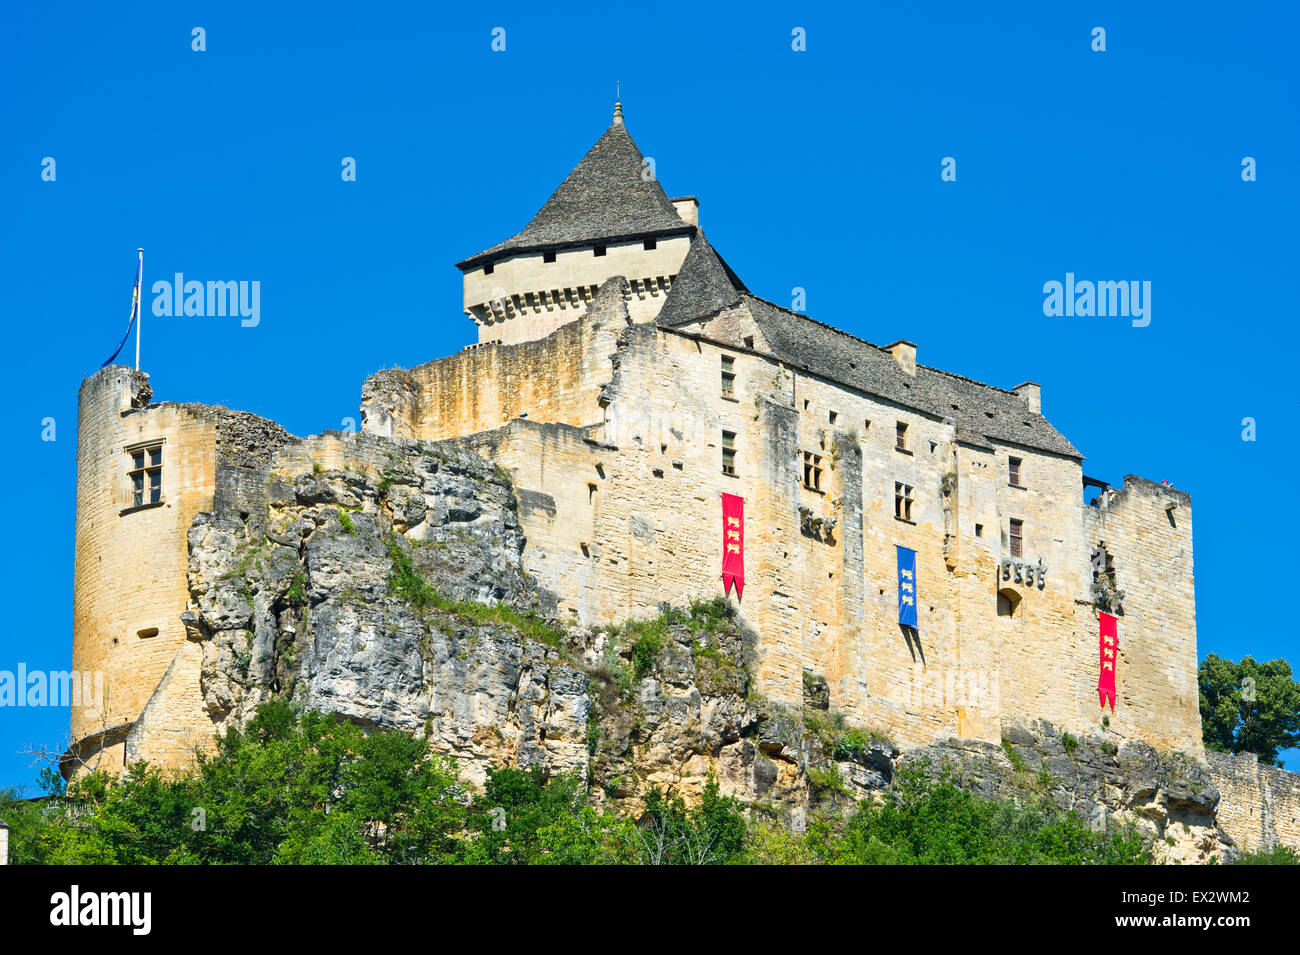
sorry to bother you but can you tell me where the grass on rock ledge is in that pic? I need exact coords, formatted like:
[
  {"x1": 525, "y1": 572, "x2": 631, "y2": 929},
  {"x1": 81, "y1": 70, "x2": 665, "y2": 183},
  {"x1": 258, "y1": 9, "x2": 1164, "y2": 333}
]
[{"x1": 385, "y1": 534, "x2": 566, "y2": 648}]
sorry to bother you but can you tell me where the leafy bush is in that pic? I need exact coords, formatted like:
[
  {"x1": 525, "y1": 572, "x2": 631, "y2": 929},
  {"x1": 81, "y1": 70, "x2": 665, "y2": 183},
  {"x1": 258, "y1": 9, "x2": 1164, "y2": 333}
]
[
  {"x1": 0, "y1": 709, "x2": 1162, "y2": 866},
  {"x1": 1234, "y1": 844, "x2": 1299, "y2": 865},
  {"x1": 812, "y1": 767, "x2": 1152, "y2": 865}
]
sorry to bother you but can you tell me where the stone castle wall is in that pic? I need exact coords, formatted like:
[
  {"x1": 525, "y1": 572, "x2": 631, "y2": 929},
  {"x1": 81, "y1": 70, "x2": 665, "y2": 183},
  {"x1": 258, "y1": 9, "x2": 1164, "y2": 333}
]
[
  {"x1": 1205, "y1": 751, "x2": 1300, "y2": 853},
  {"x1": 1082, "y1": 478, "x2": 1201, "y2": 753},
  {"x1": 402, "y1": 308, "x2": 1203, "y2": 755},
  {"x1": 462, "y1": 235, "x2": 691, "y2": 344},
  {"x1": 361, "y1": 278, "x2": 632, "y2": 442}
]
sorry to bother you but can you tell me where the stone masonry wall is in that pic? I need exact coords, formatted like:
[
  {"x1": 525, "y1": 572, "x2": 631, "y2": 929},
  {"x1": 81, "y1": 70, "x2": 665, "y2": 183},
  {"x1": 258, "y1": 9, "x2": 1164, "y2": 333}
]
[
  {"x1": 360, "y1": 277, "x2": 632, "y2": 442},
  {"x1": 72, "y1": 368, "x2": 219, "y2": 773},
  {"x1": 1205, "y1": 750, "x2": 1300, "y2": 852},
  {"x1": 1083, "y1": 477, "x2": 1201, "y2": 753},
  {"x1": 423, "y1": 317, "x2": 1203, "y2": 755}
]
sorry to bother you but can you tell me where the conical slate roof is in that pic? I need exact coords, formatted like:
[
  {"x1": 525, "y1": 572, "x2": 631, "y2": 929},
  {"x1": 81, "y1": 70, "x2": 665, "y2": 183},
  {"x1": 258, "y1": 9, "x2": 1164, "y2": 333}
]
[{"x1": 456, "y1": 119, "x2": 691, "y2": 269}]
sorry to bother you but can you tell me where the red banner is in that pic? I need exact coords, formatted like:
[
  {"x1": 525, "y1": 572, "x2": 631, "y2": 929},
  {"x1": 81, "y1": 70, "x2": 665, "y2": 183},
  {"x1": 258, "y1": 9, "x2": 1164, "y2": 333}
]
[
  {"x1": 721, "y1": 493, "x2": 744, "y2": 598},
  {"x1": 1098, "y1": 612, "x2": 1118, "y2": 712}
]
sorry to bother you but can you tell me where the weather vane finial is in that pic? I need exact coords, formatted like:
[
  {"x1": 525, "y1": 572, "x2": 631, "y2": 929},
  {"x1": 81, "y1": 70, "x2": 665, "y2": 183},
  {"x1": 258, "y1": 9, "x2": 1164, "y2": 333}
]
[{"x1": 613, "y1": 81, "x2": 624, "y2": 125}]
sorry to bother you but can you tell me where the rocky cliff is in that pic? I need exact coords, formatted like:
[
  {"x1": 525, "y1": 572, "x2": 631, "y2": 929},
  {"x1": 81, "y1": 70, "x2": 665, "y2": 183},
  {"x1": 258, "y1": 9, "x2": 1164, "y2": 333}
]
[{"x1": 179, "y1": 436, "x2": 1238, "y2": 862}]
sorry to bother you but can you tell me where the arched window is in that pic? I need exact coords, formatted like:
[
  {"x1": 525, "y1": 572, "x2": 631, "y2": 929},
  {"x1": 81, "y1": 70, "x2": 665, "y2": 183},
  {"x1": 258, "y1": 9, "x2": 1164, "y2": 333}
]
[{"x1": 997, "y1": 588, "x2": 1022, "y2": 619}]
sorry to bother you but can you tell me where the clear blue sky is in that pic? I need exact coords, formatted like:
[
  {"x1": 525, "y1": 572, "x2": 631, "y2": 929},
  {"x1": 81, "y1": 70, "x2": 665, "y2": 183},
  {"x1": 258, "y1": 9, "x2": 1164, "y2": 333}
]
[{"x1": 1, "y1": 1, "x2": 1296, "y2": 789}]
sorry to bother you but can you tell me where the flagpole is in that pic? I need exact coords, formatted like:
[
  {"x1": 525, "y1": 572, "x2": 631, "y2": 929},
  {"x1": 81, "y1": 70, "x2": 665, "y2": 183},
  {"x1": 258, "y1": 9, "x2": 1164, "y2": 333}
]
[{"x1": 134, "y1": 248, "x2": 143, "y2": 371}]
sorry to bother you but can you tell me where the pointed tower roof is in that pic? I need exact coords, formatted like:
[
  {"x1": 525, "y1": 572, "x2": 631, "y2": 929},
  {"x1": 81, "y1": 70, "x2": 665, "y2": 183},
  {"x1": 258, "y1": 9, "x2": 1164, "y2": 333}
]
[
  {"x1": 456, "y1": 109, "x2": 691, "y2": 270},
  {"x1": 655, "y1": 231, "x2": 747, "y2": 327}
]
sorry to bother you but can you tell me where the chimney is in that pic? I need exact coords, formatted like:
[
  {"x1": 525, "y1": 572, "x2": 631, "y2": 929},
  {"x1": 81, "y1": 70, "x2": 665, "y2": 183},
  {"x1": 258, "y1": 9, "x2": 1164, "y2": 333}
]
[
  {"x1": 884, "y1": 340, "x2": 917, "y2": 376},
  {"x1": 672, "y1": 196, "x2": 699, "y2": 228},
  {"x1": 1012, "y1": 381, "x2": 1042, "y2": 414}
]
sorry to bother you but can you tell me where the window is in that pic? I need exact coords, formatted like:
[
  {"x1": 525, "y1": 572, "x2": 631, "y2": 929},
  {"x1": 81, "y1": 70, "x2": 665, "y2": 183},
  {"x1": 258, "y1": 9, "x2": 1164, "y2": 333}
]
[
  {"x1": 974, "y1": 523, "x2": 984, "y2": 537},
  {"x1": 864, "y1": 419, "x2": 871, "y2": 432},
  {"x1": 483, "y1": 261, "x2": 494, "y2": 275},
  {"x1": 896, "y1": 421, "x2": 909, "y2": 451},
  {"x1": 543, "y1": 250, "x2": 556, "y2": 263},
  {"x1": 594, "y1": 245, "x2": 606, "y2": 257},
  {"x1": 1009, "y1": 519, "x2": 1024, "y2": 558},
  {"x1": 643, "y1": 238, "x2": 657, "y2": 251},
  {"x1": 721, "y1": 355, "x2": 736, "y2": 398},
  {"x1": 127, "y1": 442, "x2": 162, "y2": 507},
  {"x1": 1009, "y1": 456, "x2": 1023, "y2": 486},
  {"x1": 997, "y1": 589, "x2": 1021, "y2": 618},
  {"x1": 894, "y1": 482, "x2": 914, "y2": 521},
  {"x1": 803, "y1": 452, "x2": 823, "y2": 491},
  {"x1": 828, "y1": 410, "x2": 838, "y2": 425},
  {"x1": 721, "y1": 431, "x2": 737, "y2": 475},
  {"x1": 744, "y1": 336, "x2": 754, "y2": 349}
]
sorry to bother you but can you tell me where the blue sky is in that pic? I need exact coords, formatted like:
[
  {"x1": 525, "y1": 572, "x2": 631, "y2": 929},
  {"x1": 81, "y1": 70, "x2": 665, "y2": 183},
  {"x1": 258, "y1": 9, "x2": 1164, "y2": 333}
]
[{"x1": 1, "y1": 1, "x2": 1296, "y2": 789}]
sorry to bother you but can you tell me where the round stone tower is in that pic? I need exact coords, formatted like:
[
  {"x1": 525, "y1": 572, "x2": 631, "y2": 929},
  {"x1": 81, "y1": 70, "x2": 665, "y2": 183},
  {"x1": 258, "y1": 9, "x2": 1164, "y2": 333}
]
[{"x1": 70, "y1": 366, "x2": 218, "y2": 775}]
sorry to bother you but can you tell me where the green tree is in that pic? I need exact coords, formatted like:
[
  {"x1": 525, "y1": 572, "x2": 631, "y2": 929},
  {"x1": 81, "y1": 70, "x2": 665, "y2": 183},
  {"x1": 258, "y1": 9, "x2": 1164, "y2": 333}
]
[
  {"x1": 1199, "y1": 654, "x2": 1300, "y2": 766},
  {"x1": 0, "y1": 703, "x2": 470, "y2": 864},
  {"x1": 637, "y1": 776, "x2": 747, "y2": 864},
  {"x1": 461, "y1": 765, "x2": 635, "y2": 864}
]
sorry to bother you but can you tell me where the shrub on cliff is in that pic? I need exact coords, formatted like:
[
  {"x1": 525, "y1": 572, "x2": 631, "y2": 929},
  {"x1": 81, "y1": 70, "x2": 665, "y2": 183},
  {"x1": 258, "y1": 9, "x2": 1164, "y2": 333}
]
[
  {"x1": 3, "y1": 707, "x2": 1164, "y2": 866},
  {"x1": 747, "y1": 768, "x2": 1153, "y2": 865}
]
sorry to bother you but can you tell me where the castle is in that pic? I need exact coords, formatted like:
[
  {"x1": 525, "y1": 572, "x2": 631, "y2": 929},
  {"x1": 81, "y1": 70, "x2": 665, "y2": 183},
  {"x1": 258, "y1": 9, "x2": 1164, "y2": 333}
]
[{"x1": 75, "y1": 105, "x2": 1282, "y2": 842}]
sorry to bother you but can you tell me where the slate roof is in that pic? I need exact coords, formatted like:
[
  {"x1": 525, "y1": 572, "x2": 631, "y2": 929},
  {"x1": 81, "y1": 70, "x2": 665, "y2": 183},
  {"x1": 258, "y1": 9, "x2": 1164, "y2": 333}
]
[
  {"x1": 736, "y1": 294, "x2": 1082, "y2": 458},
  {"x1": 651, "y1": 242, "x2": 1079, "y2": 456},
  {"x1": 456, "y1": 121, "x2": 692, "y2": 270},
  {"x1": 656, "y1": 230, "x2": 747, "y2": 327},
  {"x1": 455, "y1": 113, "x2": 1080, "y2": 458}
]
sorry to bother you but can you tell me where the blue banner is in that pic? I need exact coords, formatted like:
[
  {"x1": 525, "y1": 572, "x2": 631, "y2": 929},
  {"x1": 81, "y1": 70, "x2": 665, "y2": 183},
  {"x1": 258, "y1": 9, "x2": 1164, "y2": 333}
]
[{"x1": 896, "y1": 545, "x2": 917, "y2": 627}]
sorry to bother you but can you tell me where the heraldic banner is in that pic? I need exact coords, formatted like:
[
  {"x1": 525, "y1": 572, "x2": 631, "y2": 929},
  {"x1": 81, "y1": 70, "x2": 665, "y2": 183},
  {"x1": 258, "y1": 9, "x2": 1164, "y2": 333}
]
[
  {"x1": 1098, "y1": 611, "x2": 1118, "y2": 711},
  {"x1": 897, "y1": 545, "x2": 917, "y2": 627},
  {"x1": 722, "y1": 493, "x2": 744, "y2": 598}
]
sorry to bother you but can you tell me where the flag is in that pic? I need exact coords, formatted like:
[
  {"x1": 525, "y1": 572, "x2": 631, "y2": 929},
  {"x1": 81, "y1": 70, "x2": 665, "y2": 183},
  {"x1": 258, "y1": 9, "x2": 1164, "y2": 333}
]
[
  {"x1": 897, "y1": 545, "x2": 917, "y2": 627},
  {"x1": 1098, "y1": 612, "x2": 1118, "y2": 711},
  {"x1": 721, "y1": 493, "x2": 744, "y2": 598},
  {"x1": 101, "y1": 253, "x2": 143, "y2": 368}
]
